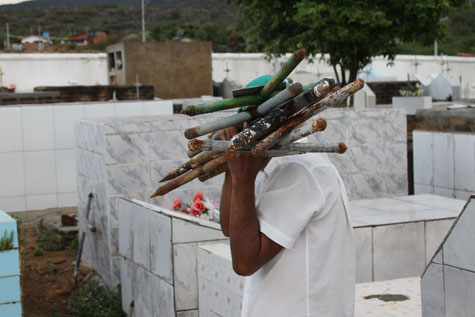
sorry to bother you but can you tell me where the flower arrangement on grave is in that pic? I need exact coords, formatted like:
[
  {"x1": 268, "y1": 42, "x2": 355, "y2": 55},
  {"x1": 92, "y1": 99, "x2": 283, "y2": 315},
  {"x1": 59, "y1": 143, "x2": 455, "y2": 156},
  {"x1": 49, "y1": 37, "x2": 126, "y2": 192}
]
[
  {"x1": 172, "y1": 191, "x2": 219, "y2": 221},
  {"x1": 399, "y1": 83, "x2": 424, "y2": 97}
]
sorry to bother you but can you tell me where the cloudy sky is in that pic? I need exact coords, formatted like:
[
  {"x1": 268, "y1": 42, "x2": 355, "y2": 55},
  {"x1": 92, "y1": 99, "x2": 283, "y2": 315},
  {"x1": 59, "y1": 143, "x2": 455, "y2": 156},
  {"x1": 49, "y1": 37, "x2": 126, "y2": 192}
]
[{"x1": 0, "y1": 0, "x2": 29, "y2": 4}]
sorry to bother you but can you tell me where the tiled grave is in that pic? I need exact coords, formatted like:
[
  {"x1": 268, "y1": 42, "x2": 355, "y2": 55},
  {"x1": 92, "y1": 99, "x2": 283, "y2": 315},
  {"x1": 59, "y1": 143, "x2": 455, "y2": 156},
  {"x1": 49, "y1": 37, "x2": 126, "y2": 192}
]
[
  {"x1": 76, "y1": 108, "x2": 407, "y2": 286},
  {"x1": 0, "y1": 210, "x2": 21, "y2": 317},
  {"x1": 421, "y1": 195, "x2": 475, "y2": 317},
  {"x1": 351, "y1": 194, "x2": 464, "y2": 282},
  {"x1": 198, "y1": 243, "x2": 424, "y2": 317},
  {"x1": 118, "y1": 198, "x2": 227, "y2": 316},
  {"x1": 413, "y1": 130, "x2": 475, "y2": 201}
]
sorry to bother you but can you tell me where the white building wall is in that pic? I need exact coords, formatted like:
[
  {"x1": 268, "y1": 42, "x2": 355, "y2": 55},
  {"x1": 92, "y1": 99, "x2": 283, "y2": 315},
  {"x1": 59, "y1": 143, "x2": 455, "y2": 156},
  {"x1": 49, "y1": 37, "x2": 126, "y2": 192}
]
[{"x1": 0, "y1": 53, "x2": 108, "y2": 92}]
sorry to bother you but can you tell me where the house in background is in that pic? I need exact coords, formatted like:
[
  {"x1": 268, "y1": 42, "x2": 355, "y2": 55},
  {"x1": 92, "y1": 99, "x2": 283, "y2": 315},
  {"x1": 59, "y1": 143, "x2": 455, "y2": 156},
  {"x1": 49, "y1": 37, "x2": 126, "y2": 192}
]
[
  {"x1": 20, "y1": 35, "x2": 53, "y2": 52},
  {"x1": 68, "y1": 31, "x2": 108, "y2": 48}
]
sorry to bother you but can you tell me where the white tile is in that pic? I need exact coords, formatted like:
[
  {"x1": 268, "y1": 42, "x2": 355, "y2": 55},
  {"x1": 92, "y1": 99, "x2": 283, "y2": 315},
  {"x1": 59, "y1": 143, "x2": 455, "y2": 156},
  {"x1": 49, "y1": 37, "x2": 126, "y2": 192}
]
[
  {"x1": 433, "y1": 186, "x2": 455, "y2": 198},
  {"x1": 120, "y1": 257, "x2": 132, "y2": 314},
  {"x1": 454, "y1": 133, "x2": 475, "y2": 192},
  {"x1": 444, "y1": 265, "x2": 475, "y2": 316},
  {"x1": 177, "y1": 310, "x2": 198, "y2": 317},
  {"x1": 373, "y1": 222, "x2": 425, "y2": 281},
  {"x1": 24, "y1": 150, "x2": 57, "y2": 195},
  {"x1": 414, "y1": 184, "x2": 435, "y2": 195},
  {"x1": 26, "y1": 194, "x2": 57, "y2": 210},
  {"x1": 22, "y1": 106, "x2": 55, "y2": 151},
  {"x1": 354, "y1": 227, "x2": 373, "y2": 283},
  {"x1": 425, "y1": 219, "x2": 454, "y2": 264},
  {"x1": 57, "y1": 192, "x2": 78, "y2": 207},
  {"x1": 455, "y1": 190, "x2": 472, "y2": 201},
  {"x1": 416, "y1": 195, "x2": 466, "y2": 212},
  {"x1": 149, "y1": 210, "x2": 173, "y2": 283},
  {"x1": 0, "y1": 107, "x2": 22, "y2": 152},
  {"x1": 56, "y1": 149, "x2": 77, "y2": 193},
  {"x1": 151, "y1": 273, "x2": 175, "y2": 317},
  {"x1": 444, "y1": 199, "x2": 475, "y2": 272},
  {"x1": 0, "y1": 196, "x2": 26, "y2": 212},
  {"x1": 114, "y1": 101, "x2": 145, "y2": 116},
  {"x1": 413, "y1": 131, "x2": 433, "y2": 186},
  {"x1": 144, "y1": 100, "x2": 174, "y2": 115},
  {"x1": 174, "y1": 243, "x2": 198, "y2": 311},
  {"x1": 133, "y1": 263, "x2": 153, "y2": 317},
  {"x1": 433, "y1": 133, "x2": 454, "y2": 189},
  {"x1": 118, "y1": 199, "x2": 132, "y2": 259},
  {"x1": 84, "y1": 103, "x2": 115, "y2": 118},
  {"x1": 0, "y1": 152, "x2": 25, "y2": 197},
  {"x1": 53, "y1": 105, "x2": 85, "y2": 149},
  {"x1": 172, "y1": 218, "x2": 226, "y2": 244}
]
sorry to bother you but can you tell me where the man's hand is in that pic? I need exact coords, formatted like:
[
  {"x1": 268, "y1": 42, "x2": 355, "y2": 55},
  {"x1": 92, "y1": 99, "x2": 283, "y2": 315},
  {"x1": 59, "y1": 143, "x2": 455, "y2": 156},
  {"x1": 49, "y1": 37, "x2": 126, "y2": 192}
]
[{"x1": 226, "y1": 152, "x2": 270, "y2": 185}]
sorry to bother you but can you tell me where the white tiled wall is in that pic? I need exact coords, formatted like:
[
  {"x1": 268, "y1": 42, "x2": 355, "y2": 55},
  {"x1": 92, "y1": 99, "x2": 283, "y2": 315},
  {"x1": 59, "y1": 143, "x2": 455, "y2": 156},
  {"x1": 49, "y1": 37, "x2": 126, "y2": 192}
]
[
  {"x1": 413, "y1": 131, "x2": 475, "y2": 201},
  {"x1": 0, "y1": 100, "x2": 173, "y2": 212}
]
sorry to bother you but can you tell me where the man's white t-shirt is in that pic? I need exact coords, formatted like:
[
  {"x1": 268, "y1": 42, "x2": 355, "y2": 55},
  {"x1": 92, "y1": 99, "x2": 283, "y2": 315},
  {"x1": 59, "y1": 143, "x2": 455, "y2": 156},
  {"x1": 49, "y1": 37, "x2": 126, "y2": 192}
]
[{"x1": 241, "y1": 153, "x2": 355, "y2": 317}]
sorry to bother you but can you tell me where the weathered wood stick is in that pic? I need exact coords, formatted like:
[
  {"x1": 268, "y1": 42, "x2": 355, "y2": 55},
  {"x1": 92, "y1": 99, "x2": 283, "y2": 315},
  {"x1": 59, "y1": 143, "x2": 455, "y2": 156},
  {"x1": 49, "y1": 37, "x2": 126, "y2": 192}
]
[
  {"x1": 159, "y1": 149, "x2": 223, "y2": 182},
  {"x1": 188, "y1": 139, "x2": 254, "y2": 152},
  {"x1": 181, "y1": 48, "x2": 306, "y2": 116},
  {"x1": 199, "y1": 142, "x2": 346, "y2": 182},
  {"x1": 151, "y1": 155, "x2": 228, "y2": 197},
  {"x1": 187, "y1": 149, "x2": 203, "y2": 158},
  {"x1": 198, "y1": 162, "x2": 229, "y2": 182},
  {"x1": 252, "y1": 79, "x2": 365, "y2": 155},
  {"x1": 183, "y1": 83, "x2": 303, "y2": 139},
  {"x1": 228, "y1": 78, "x2": 335, "y2": 152},
  {"x1": 275, "y1": 118, "x2": 327, "y2": 146}
]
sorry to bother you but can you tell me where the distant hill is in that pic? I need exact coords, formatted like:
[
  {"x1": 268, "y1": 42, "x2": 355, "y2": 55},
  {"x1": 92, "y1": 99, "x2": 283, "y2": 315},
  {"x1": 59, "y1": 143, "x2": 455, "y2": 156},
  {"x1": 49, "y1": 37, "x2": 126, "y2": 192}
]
[{"x1": 2, "y1": 0, "x2": 217, "y2": 7}]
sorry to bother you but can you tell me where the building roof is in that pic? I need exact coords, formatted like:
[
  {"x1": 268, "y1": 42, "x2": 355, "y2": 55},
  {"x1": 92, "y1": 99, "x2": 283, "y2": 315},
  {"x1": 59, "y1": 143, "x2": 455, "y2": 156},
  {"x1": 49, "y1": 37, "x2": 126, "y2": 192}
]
[{"x1": 21, "y1": 36, "x2": 52, "y2": 44}]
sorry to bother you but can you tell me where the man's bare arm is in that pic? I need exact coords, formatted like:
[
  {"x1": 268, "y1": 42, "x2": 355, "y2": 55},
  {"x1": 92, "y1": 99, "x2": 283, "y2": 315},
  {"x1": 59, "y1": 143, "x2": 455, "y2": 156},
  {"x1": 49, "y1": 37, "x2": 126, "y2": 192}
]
[
  {"x1": 227, "y1": 152, "x2": 283, "y2": 276},
  {"x1": 219, "y1": 171, "x2": 232, "y2": 237}
]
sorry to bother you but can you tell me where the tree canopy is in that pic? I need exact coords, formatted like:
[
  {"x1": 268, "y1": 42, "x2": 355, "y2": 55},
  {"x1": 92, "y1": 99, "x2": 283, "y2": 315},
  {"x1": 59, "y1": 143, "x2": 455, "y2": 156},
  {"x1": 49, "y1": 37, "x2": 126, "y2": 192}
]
[{"x1": 228, "y1": 0, "x2": 470, "y2": 84}]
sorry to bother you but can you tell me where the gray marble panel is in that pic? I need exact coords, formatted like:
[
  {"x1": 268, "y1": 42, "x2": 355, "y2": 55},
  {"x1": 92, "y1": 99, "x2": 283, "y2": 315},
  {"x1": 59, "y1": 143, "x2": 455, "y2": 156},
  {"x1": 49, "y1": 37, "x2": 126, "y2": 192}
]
[
  {"x1": 385, "y1": 142, "x2": 407, "y2": 170},
  {"x1": 75, "y1": 120, "x2": 105, "y2": 154},
  {"x1": 105, "y1": 132, "x2": 150, "y2": 164},
  {"x1": 425, "y1": 219, "x2": 454, "y2": 265},
  {"x1": 151, "y1": 274, "x2": 175, "y2": 317},
  {"x1": 345, "y1": 172, "x2": 386, "y2": 200},
  {"x1": 433, "y1": 248, "x2": 443, "y2": 265},
  {"x1": 349, "y1": 144, "x2": 387, "y2": 173},
  {"x1": 110, "y1": 226, "x2": 119, "y2": 255},
  {"x1": 177, "y1": 310, "x2": 198, "y2": 317},
  {"x1": 150, "y1": 130, "x2": 189, "y2": 161},
  {"x1": 106, "y1": 162, "x2": 151, "y2": 195},
  {"x1": 172, "y1": 218, "x2": 226, "y2": 244},
  {"x1": 149, "y1": 210, "x2": 173, "y2": 284},
  {"x1": 104, "y1": 120, "x2": 151, "y2": 135},
  {"x1": 421, "y1": 263, "x2": 445, "y2": 317},
  {"x1": 386, "y1": 113, "x2": 407, "y2": 143},
  {"x1": 133, "y1": 262, "x2": 153, "y2": 317},
  {"x1": 444, "y1": 265, "x2": 475, "y2": 316},
  {"x1": 373, "y1": 222, "x2": 425, "y2": 281},
  {"x1": 118, "y1": 199, "x2": 132, "y2": 258},
  {"x1": 414, "y1": 184, "x2": 435, "y2": 195},
  {"x1": 348, "y1": 117, "x2": 385, "y2": 146},
  {"x1": 120, "y1": 257, "x2": 133, "y2": 314},
  {"x1": 454, "y1": 133, "x2": 475, "y2": 192},
  {"x1": 413, "y1": 131, "x2": 433, "y2": 186},
  {"x1": 384, "y1": 169, "x2": 409, "y2": 197},
  {"x1": 174, "y1": 243, "x2": 198, "y2": 311},
  {"x1": 354, "y1": 227, "x2": 373, "y2": 283},
  {"x1": 149, "y1": 115, "x2": 201, "y2": 131},
  {"x1": 416, "y1": 196, "x2": 466, "y2": 212},
  {"x1": 444, "y1": 199, "x2": 475, "y2": 272},
  {"x1": 434, "y1": 186, "x2": 455, "y2": 198},
  {"x1": 111, "y1": 256, "x2": 121, "y2": 286},
  {"x1": 76, "y1": 149, "x2": 106, "y2": 181}
]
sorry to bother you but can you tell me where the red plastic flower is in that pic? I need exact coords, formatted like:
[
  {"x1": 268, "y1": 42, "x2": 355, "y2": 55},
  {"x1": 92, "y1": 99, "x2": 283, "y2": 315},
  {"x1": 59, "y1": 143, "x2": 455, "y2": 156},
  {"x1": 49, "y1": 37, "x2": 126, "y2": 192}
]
[
  {"x1": 193, "y1": 191, "x2": 203, "y2": 202},
  {"x1": 189, "y1": 199, "x2": 205, "y2": 216},
  {"x1": 172, "y1": 199, "x2": 182, "y2": 210}
]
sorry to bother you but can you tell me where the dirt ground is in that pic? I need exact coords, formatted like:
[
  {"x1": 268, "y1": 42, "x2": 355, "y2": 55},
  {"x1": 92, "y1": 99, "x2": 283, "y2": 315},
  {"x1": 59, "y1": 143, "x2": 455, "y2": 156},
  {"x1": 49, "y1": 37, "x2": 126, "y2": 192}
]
[{"x1": 12, "y1": 208, "x2": 94, "y2": 317}]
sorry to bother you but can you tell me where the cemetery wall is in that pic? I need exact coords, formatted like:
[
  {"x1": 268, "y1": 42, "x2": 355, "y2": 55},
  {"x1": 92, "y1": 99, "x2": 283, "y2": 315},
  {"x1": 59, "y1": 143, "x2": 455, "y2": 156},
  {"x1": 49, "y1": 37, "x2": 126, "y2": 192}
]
[{"x1": 0, "y1": 100, "x2": 173, "y2": 213}]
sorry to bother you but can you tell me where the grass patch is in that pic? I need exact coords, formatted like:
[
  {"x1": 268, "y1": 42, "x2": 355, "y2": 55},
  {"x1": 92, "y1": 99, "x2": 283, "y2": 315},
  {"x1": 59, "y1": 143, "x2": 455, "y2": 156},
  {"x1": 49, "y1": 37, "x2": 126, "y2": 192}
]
[
  {"x1": 0, "y1": 229, "x2": 14, "y2": 250},
  {"x1": 67, "y1": 280, "x2": 125, "y2": 317},
  {"x1": 33, "y1": 246, "x2": 44, "y2": 256}
]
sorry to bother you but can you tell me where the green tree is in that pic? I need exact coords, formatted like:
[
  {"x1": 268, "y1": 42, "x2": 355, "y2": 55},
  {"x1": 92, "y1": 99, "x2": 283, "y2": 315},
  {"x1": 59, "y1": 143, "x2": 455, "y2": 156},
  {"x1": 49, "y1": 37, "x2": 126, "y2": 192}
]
[{"x1": 228, "y1": 0, "x2": 469, "y2": 85}]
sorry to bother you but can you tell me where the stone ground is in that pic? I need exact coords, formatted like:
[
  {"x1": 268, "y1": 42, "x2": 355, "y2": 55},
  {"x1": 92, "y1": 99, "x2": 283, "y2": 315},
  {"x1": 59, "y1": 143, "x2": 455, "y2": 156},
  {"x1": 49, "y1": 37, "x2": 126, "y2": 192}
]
[
  {"x1": 11, "y1": 207, "x2": 94, "y2": 317},
  {"x1": 355, "y1": 277, "x2": 421, "y2": 317}
]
